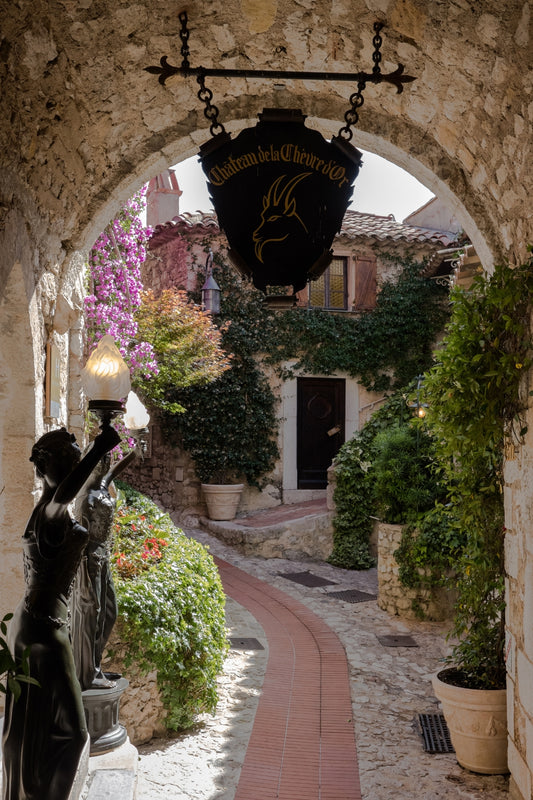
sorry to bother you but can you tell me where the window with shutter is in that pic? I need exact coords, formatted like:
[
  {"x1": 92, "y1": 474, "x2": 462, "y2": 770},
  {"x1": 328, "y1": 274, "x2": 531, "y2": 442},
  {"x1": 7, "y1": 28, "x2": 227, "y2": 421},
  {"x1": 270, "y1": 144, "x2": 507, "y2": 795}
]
[
  {"x1": 354, "y1": 257, "x2": 377, "y2": 310},
  {"x1": 309, "y1": 257, "x2": 347, "y2": 310}
]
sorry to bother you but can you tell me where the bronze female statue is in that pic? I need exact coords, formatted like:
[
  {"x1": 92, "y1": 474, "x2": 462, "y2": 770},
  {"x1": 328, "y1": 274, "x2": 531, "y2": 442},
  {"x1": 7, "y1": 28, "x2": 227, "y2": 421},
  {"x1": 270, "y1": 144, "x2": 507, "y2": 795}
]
[
  {"x1": 70, "y1": 447, "x2": 137, "y2": 691},
  {"x1": 1, "y1": 424, "x2": 120, "y2": 800}
]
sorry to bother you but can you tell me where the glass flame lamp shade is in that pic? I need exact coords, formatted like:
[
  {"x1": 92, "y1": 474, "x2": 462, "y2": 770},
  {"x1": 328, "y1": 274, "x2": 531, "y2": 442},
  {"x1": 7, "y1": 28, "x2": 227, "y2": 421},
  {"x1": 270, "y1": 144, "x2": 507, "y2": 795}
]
[
  {"x1": 81, "y1": 335, "x2": 131, "y2": 410},
  {"x1": 124, "y1": 391, "x2": 150, "y2": 431}
]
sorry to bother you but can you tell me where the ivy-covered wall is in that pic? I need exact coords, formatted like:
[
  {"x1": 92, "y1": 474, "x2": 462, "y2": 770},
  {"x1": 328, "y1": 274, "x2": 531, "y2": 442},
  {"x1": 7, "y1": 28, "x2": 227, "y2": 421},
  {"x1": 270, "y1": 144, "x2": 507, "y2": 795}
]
[{"x1": 123, "y1": 213, "x2": 452, "y2": 520}]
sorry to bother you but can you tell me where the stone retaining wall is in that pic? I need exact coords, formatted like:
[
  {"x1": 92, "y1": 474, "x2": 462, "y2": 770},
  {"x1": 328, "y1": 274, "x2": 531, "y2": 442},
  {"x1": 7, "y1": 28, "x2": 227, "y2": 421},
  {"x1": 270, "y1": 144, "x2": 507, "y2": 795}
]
[
  {"x1": 103, "y1": 626, "x2": 167, "y2": 746},
  {"x1": 377, "y1": 521, "x2": 455, "y2": 622}
]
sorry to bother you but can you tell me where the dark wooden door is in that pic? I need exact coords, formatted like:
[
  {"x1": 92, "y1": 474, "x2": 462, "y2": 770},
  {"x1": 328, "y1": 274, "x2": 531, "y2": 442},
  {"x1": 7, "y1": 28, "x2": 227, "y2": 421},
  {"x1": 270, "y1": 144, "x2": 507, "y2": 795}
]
[{"x1": 297, "y1": 378, "x2": 345, "y2": 489}]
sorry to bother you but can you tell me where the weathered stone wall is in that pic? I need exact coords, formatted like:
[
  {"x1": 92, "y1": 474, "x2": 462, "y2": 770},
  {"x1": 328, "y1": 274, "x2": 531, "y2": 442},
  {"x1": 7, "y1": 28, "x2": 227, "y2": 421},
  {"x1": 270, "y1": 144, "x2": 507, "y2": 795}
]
[
  {"x1": 103, "y1": 626, "x2": 167, "y2": 745},
  {"x1": 377, "y1": 521, "x2": 455, "y2": 622},
  {"x1": 1, "y1": 1, "x2": 533, "y2": 793},
  {"x1": 0, "y1": 258, "x2": 86, "y2": 629},
  {"x1": 3, "y1": 0, "x2": 531, "y2": 283},
  {"x1": 503, "y1": 416, "x2": 533, "y2": 800}
]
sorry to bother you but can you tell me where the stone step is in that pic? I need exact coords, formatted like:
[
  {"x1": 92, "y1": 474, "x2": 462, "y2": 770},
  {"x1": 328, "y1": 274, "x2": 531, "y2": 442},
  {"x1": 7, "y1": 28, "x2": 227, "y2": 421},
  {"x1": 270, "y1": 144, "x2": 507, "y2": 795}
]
[
  {"x1": 200, "y1": 503, "x2": 334, "y2": 561},
  {"x1": 81, "y1": 738, "x2": 139, "y2": 800},
  {"x1": 84, "y1": 768, "x2": 136, "y2": 800}
]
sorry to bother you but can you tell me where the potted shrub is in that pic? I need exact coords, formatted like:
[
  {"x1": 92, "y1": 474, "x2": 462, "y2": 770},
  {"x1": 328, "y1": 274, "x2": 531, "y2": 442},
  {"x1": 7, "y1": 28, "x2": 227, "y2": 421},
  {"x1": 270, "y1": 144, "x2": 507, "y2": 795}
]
[
  {"x1": 172, "y1": 356, "x2": 279, "y2": 520},
  {"x1": 423, "y1": 257, "x2": 533, "y2": 774}
]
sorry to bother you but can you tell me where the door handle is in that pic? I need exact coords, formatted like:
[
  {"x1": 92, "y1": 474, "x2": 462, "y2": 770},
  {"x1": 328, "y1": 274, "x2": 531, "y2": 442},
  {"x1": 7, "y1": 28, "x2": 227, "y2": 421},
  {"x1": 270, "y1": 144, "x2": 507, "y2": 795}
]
[{"x1": 327, "y1": 425, "x2": 341, "y2": 437}]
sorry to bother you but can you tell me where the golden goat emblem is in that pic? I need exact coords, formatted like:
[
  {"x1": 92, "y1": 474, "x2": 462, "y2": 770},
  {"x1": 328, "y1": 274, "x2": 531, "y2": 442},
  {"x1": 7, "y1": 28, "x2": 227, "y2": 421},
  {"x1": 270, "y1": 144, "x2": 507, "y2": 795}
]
[{"x1": 253, "y1": 172, "x2": 311, "y2": 263}]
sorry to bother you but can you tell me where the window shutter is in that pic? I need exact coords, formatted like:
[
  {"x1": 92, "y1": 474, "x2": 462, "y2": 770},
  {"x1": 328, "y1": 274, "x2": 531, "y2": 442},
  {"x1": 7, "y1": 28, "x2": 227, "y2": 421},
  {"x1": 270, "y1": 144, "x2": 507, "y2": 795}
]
[{"x1": 354, "y1": 257, "x2": 377, "y2": 310}]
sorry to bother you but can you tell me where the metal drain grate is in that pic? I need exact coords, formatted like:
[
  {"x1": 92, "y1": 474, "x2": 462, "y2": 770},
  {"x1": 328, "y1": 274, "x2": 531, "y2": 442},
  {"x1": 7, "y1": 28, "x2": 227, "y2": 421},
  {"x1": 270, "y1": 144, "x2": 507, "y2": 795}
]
[
  {"x1": 279, "y1": 571, "x2": 337, "y2": 587},
  {"x1": 418, "y1": 713, "x2": 454, "y2": 753},
  {"x1": 326, "y1": 589, "x2": 377, "y2": 603},
  {"x1": 377, "y1": 634, "x2": 419, "y2": 647},
  {"x1": 229, "y1": 637, "x2": 265, "y2": 651}
]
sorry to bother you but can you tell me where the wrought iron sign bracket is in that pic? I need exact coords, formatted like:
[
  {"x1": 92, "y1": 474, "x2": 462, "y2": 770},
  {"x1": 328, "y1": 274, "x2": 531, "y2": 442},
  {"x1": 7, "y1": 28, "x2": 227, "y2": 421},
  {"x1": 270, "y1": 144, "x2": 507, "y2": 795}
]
[
  {"x1": 144, "y1": 11, "x2": 419, "y2": 298},
  {"x1": 145, "y1": 11, "x2": 416, "y2": 139}
]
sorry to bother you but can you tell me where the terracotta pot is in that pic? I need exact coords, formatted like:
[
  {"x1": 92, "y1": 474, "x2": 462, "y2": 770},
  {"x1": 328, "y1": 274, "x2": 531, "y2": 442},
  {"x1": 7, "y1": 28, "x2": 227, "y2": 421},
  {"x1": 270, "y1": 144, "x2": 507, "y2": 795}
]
[
  {"x1": 201, "y1": 483, "x2": 244, "y2": 521},
  {"x1": 432, "y1": 668, "x2": 508, "y2": 775}
]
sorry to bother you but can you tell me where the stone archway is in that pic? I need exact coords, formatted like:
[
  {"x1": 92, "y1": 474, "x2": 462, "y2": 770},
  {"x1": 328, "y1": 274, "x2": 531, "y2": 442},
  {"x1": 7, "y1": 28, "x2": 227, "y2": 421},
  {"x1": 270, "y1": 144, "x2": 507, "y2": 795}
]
[{"x1": 1, "y1": 1, "x2": 532, "y2": 794}]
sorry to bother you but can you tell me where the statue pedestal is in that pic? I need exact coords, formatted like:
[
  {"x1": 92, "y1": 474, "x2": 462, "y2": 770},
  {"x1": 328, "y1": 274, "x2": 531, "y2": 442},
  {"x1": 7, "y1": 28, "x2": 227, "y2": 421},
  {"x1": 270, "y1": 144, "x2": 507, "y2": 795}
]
[{"x1": 82, "y1": 676, "x2": 129, "y2": 755}]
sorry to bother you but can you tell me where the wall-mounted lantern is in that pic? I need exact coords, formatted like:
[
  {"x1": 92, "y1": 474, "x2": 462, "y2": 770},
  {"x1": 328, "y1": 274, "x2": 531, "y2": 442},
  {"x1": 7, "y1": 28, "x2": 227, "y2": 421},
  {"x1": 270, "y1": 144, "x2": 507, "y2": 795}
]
[
  {"x1": 407, "y1": 375, "x2": 428, "y2": 419},
  {"x1": 201, "y1": 249, "x2": 221, "y2": 314}
]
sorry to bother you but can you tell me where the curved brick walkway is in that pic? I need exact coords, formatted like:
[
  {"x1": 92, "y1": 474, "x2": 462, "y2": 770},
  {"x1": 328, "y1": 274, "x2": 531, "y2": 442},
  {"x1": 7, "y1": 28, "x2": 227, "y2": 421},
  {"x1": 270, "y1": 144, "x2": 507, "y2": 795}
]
[{"x1": 216, "y1": 557, "x2": 362, "y2": 800}]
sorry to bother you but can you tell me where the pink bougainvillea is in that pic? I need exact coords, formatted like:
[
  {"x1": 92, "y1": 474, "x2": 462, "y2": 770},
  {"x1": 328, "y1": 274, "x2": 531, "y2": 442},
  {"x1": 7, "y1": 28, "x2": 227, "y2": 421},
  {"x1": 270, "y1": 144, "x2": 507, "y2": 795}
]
[{"x1": 85, "y1": 187, "x2": 158, "y2": 381}]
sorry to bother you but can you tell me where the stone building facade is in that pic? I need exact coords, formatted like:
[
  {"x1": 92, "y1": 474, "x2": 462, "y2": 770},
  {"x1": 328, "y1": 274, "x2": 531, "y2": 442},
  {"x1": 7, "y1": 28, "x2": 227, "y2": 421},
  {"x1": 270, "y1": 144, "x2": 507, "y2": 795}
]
[
  {"x1": 123, "y1": 187, "x2": 459, "y2": 522},
  {"x1": 1, "y1": 2, "x2": 532, "y2": 797}
]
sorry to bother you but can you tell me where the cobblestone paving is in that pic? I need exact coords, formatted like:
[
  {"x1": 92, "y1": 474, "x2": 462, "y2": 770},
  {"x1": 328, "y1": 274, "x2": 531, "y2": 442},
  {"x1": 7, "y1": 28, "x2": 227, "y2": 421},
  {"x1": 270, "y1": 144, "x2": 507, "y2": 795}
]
[{"x1": 137, "y1": 527, "x2": 509, "y2": 799}]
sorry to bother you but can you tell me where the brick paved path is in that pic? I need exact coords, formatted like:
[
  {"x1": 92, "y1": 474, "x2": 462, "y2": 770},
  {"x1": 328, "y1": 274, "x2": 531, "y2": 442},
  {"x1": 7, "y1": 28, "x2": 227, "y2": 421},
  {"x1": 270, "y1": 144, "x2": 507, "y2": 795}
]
[{"x1": 217, "y1": 557, "x2": 362, "y2": 800}]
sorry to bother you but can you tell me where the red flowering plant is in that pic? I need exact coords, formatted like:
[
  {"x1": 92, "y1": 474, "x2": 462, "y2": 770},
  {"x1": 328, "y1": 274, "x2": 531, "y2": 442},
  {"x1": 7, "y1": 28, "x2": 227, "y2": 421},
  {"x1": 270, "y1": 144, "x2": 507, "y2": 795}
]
[{"x1": 112, "y1": 489, "x2": 174, "y2": 579}]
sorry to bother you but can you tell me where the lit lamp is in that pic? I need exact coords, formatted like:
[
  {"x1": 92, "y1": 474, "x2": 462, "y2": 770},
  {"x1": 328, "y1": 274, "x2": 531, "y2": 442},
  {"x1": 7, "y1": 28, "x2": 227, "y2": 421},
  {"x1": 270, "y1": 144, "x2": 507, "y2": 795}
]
[
  {"x1": 124, "y1": 390, "x2": 151, "y2": 457},
  {"x1": 81, "y1": 335, "x2": 131, "y2": 426},
  {"x1": 407, "y1": 375, "x2": 428, "y2": 419},
  {"x1": 201, "y1": 249, "x2": 221, "y2": 314}
]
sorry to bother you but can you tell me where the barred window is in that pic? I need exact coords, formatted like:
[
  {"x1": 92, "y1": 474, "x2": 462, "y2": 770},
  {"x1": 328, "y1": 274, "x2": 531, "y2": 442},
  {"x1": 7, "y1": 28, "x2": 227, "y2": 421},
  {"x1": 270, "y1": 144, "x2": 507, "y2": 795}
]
[{"x1": 309, "y1": 257, "x2": 347, "y2": 310}]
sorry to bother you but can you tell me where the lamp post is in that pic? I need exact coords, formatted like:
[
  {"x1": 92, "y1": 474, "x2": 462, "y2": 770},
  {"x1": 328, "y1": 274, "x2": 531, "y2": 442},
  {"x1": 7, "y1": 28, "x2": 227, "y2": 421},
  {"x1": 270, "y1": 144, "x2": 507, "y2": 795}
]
[
  {"x1": 76, "y1": 334, "x2": 134, "y2": 754},
  {"x1": 407, "y1": 375, "x2": 427, "y2": 419}
]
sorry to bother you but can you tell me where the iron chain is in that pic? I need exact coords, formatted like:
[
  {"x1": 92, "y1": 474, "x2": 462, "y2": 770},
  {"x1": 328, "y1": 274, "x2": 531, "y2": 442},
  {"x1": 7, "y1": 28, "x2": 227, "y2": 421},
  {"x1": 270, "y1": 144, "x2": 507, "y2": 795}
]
[
  {"x1": 197, "y1": 71, "x2": 226, "y2": 137},
  {"x1": 372, "y1": 22, "x2": 383, "y2": 75},
  {"x1": 337, "y1": 22, "x2": 382, "y2": 139},
  {"x1": 178, "y1": 11, "x2": 190, "y2": 69},
  {"x1": 337, "y1": 80, "x2": 366, "y2": 140}
]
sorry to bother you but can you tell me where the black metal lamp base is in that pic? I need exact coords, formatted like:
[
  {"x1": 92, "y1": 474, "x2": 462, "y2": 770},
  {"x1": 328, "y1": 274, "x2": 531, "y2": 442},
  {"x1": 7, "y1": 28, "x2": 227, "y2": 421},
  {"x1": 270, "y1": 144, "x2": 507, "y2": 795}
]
[{"x1": 82, "y1": 676, "x2": 129, "y2": 755}]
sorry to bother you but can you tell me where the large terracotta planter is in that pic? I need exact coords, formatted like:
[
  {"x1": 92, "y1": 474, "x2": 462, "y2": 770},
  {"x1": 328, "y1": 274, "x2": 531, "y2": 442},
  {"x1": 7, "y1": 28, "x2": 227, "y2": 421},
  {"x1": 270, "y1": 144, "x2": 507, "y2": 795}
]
[
  {"x1": 201, "y1": 483, "x2": 244, "y2": 521},
  {"x1": 432, "y1": 669, "x2": 508, "y2": 775}
]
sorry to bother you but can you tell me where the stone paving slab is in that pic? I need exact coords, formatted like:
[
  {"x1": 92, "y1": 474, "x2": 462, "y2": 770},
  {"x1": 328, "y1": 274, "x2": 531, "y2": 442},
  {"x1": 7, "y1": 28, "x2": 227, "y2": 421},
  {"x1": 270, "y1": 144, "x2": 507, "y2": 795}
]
[{"x1": 186, "y1": 528, "x2": 509, "y2": 800}]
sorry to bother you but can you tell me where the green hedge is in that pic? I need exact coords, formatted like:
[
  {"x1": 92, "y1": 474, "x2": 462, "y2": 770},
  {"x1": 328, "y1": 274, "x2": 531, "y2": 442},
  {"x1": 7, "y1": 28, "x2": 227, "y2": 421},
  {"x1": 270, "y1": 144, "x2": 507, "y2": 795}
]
[{"x1": 111, "y1": 482, "x2": 228, "y2": 730}]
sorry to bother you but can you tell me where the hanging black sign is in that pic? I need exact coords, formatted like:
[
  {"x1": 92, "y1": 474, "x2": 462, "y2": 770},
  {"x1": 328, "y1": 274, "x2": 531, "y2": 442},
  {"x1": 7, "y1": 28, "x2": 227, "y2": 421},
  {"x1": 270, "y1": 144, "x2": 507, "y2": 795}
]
[{"x1": 199, "y1": 109, "x2": 362, "y2": 294}]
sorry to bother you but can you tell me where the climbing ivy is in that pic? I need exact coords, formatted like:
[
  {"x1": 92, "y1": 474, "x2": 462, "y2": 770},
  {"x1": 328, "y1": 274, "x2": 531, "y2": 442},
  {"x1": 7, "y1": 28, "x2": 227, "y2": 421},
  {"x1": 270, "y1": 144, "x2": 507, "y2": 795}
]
[
  {"x1": 164, "y1": 253, "x2": 280, "y2": 486},
  {"x1": 143, "y1": 244, "x2": 450, "y2": 494},
  {"x1": 265, "y1": 256, "x2": 450, "y2": 391},
  {"x1": 420, "y1": 257, "x2": 533, "y2": 688}
]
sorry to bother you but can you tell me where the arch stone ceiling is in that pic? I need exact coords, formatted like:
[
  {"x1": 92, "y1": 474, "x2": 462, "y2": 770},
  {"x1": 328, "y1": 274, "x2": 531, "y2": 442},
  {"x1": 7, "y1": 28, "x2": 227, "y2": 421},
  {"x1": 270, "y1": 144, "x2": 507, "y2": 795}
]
[{"x1": 1, "y1": 0, "x2": 531, "y2": 291}]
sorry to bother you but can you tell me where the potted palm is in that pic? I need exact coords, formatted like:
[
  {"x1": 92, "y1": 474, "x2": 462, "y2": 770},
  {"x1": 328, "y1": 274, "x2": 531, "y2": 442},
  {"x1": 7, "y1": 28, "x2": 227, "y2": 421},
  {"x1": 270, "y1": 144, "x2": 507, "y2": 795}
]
[{"x1": 423, "y1": 257, "x2": 533, "y2": 774}]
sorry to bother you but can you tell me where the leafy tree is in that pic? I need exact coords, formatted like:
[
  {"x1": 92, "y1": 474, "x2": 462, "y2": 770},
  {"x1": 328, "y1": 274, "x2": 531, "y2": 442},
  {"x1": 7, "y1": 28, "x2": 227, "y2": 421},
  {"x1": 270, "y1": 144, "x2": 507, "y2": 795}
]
[
  {"x1": 134, "y1": 289, "x2": 231, "y2": 414},
  {"x1": 421, "y1": 258, "x2": 533, "y2": 688}
]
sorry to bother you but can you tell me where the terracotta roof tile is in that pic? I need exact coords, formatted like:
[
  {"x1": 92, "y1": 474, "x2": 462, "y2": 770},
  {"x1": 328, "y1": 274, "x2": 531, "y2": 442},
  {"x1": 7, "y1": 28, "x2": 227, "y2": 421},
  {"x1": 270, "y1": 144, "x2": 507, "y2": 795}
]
[
  {"x1": 338, "y1": 210, "x2": 459, "y2": 247},
  {"x1": 149, "y1": 209, "x2": 459, "y2": 249},
  {"x1": 149, "y1": 211, "x2": 219, "y2": 247}
]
